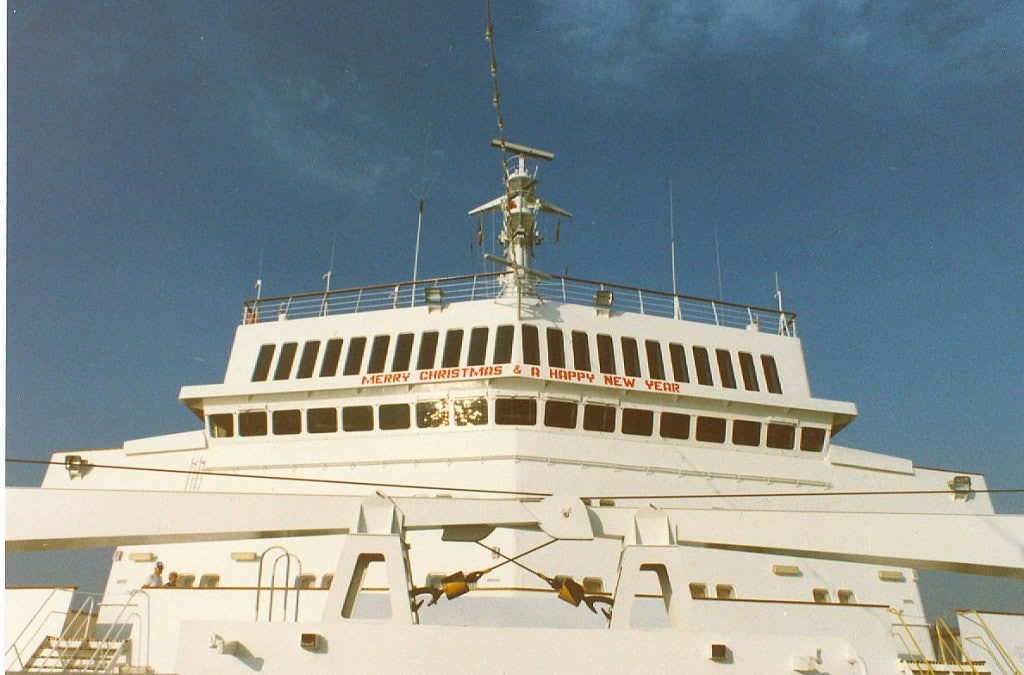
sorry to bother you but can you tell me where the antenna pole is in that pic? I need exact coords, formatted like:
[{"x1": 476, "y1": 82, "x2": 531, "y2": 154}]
[
  {"x1": 714, "y1": 226, "x2": 724, "y2": 301},
  {"x1": 412, "y1": 198, "x2": 423, "y2": 307},
  {"x1": 321, "y1": 234, "x2": 336, "y2": 317},
  {"x1": 669, "y1": 178, "x2": 681, "y2": 319}
]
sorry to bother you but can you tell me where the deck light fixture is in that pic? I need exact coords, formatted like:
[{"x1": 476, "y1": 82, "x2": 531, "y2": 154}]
[
  {"x1": 64, "y1": 454, "x2": 88, "y2": 479},
  {"x1": 594, "y1": 290, "x2": 614, "y2": 315},
  {"x1": 300, "y1": 633, "x2": 322, "y2": 652},
  {"x1": 231, "y1": 551, "x2": 259, "y2": 562},
  {"x1": 949, "y1": 475, "x2": 972, "y2": 500},
  {"x1": 424, "y1": 286, "x2": 444, "y2": 311}
]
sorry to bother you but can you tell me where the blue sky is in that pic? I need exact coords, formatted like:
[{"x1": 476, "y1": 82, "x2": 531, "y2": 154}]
[{"x1": 6, "y1": 2, "x2": 1023, "y2": 602}]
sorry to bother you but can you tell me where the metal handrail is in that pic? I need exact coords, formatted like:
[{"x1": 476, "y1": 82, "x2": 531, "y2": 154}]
[
  {"x1": 255, "y1": 545, "x2": 303, "y2": 623},
  {"x1": 934, "y1": 617, "x2": 979, "y2": 674},
  {"x1": 3, "y1": 587, "x2": 73, "y2": 671},
  {"x1": 242, "y1": 272, "x2": 798, "y2": 336},
  {"x1": 960, "y1": 610, "x2": 1022, "y2": 675},
  {"x1": 84, "y1": 590, "x2": 149, "y2": 673},
  {"x1": 889, "y1": 608, "x2": 936, "y2": 674}
]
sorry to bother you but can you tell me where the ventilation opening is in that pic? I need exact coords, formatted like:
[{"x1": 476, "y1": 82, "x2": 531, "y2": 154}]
[
  {"x1": 629, "y1": 563, "x2": 673, "y2": 628},
  {"x1": 341, "y1": 553, "x2": 390, "y2": 620}
]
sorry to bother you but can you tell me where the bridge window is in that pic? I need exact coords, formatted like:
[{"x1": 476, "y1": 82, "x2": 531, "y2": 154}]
[
  {"x1": 695, "y1": 416, "x2": 726, "y2": 443},
  {"x1": 495, "y1": 398, "x2": 537, "y2": 425},
  {"x1": 274, "y1": 342, "x2": 298, "y2": 380},
  {"x1": 761, "y1": 355, "x2": 783, "y2": 394},
  {"x1": 252, "y1": 344, "x2": 276, "y2": 381},
  {"x1": 571, "y1": 331, "x2": 592, "y2": 371},
  {"x1": 208, "y1": 414, "x2": 234, "y2": 438},
  {"x1": 716, "y1": 349, "x2": 736, "y2": 389},
  {"x1": 522, "y1": 325, "x2": 540, "y2": 366},
  {"x1": 344, "y1": 337, "x2": 367, "y2": 376},
  {"x1": 766, "y1": 423, "x2": 795, "y2": 450},
  {"x1": 693, "y1": 347, "x2": 714, "y2": 386},
  {"x1": 583, "y1": 403, "x2": 616, "y2": 432},
  {"x1": 342, "y1": 405, "x2": 373, "y2": 432},
  {"x1": 297, "y1": 341, "x2": 321, "y2": 379},
  {"x1": 391, "y1": 333, "x2": 414, "y2": 371},
  {"x1": 239, "y1": 411, "x2": 268, "y2": 437},
  {"x1": 732, "y1": 419, "x2": 761, "y2": 447},
  {"x1": 800, "y1": 427, "x2": 826, "y2": 452},
  {"x1": 622, "y1": 338, "x2": 641, "y2": 377},
  {"x1": 659, "y1": 412, "x2": 690, "y2": 440},
  {"x1": 738, "y1": 352, "x2": 759, "y2": 391},
  {"x1": 494, "y1": 325, "x2": 514, "y2": 364},
  {"x1": 544, "y1": 400, "x2": 577, "y2": 429},
  {"x1": 596, "y1": 334, "x2": 616, "y2": 374},
  {"x1": 417, "y1": 331, "x2": 439, "y2": 370},
  {"x1": 645, "y1": 340, "x2": 665, "y2": 381},
  {"x1": 468, "y1": 327, "x2": 489, "y2": 366},
  {"x1": 547, "y1": 328, "x2": 566, "y2": 368},
  {"x1": 442, "y1": 329, "x2": 464, "y2": 368},
  {"x1": 668, "y1": 343, "x2": 689, "y2": 383},
  {"x1": 379, "y1": 403, "x2": 411, "y2": 430},
  {"x1": 307, "y1": 408, "x2": 338, "y2": 434},
  {"x1": 416, "y1": 400, "x2": 449, "y2": 428},
  {"x1": 454, "y1": 397, "x2": 488, "y2": 426},
  {"x1": 320, "y1": 339, "x2": 344, "y2": 377},
  {"x1": 367, "y1": 335, "x2": 390, "y2": 374},
  {"x1": 272, "y1": 409, "x2": 301, "y2": 435},
  {"x1": 621, "y1": 408, "x2": 653, "y2": 436}
]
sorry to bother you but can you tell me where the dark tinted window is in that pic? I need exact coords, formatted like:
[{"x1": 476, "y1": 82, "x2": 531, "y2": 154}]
[
  {"x1": 547, "y1": 328, "x2": 566, "y2": 368},
  {"x1": 391, "y1": 333, "x2": 414, "y2": 371},
  {"x1": 252, "y1": 344, "x2": 276, "y2": 381},
  {"x1": 274, "y1": 343, "x2": 298, "y2": 380},
  {"x1": 716, "y1": 349, "x2": 736, "y2": 389},
  {"x1": 645, "y1": 340, "x2": 665, "y2": 381},
  {"x1": 766, "y1": 423, "x2": 795, "y2": 449},
  {"x1": 239, "y1": 411, "x2": 268, "y2": 437},
  {"x1": 297, "y1": 341, "x2": 321, "y2": 379},
  {"x1": 544, "y1": 400, "x2": 577, "y2": 429},
  {"x1": 342, "y1": 405, "x2": 374, "y2": 432},
  {"x1": 367, "y1": 335, "x2": 390, "y2": 374},
  {"x1": 442, "y1": 329, "x2": 464, "y2": 368},
  {"x1": 668, "y1": 343, "x2": 689, "y2": 383},
  {"x1": 738, "y1": 352, "x2": 759, "y2": 391},
  {"x1": 693, "y1": 347, "x2": 714, "y2": 386},
  {"x1": 622, "y1": 338, "x2": 641, "y2": 377},
  {"x1": 522, "y1": 325, "x2": 540, "y2": 365},
  {"x1": 272, "y1": 409, "x2": 301, "y2": 435},
  {"x1": 416, "y1": 401, "x2": 449, "y2": 428},
  {"x1": 494, "y1": 325, "x2": 514, "y2": 364},
  {"x1": 762, "y1": 355, "x2": 783, "y2": 394},
  {"x1": 467, "y1": 327, "x2": 489, "y2": 366},
  {"x1": 695, "y1": 416, "x2": 726, "y2": 443},
  {"x1": 732, "y1": 419, "x2": 761, "y2": 446},
  {"x1": 208, "y1": 414, "x2": 234, "y2": 438},
  {"x1": 307, "y1": 408, "x2": 338, "y2": 434},
  {"x1": 417, "y1": 332, "x2": 439, "y2": 370},
  {"x1": 597, "y1": 334, "x2": 616, "y2": 374},
  {"x1": 495, "y1": 398, "x2": 537, "y2": 425},
  {"x1": 800, "y1": 427, "x2": 826, "y2": 452},
  {"x1": 583, "y1": 404, "x2": 616, "y2": 432},
  {"x1": 660, "y1": 412, "x2": 690, "y2": 439},
  {"x1": 343, "y1": 337, "x2": 366, "y2": 376},
  {"x1": 621, "y1": 408, "x2": 653, "y2": 436},
  {"x1": 571, "y1": 331, "x2": 591, "y2": 371},
  {"x1": 379, "y1": 404, "x2": 411, "y2": 430},
  {"x1": 320, "y1": 339, "x2": 344, "y2": 377}
]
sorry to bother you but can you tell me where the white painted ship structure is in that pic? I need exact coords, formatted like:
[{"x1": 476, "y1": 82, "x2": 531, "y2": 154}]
[{"x1": 6, "y1": 128, "x2": 1024, "y2": 675}]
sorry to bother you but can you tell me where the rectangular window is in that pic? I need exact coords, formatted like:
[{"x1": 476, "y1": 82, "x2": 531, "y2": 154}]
[
  {"x1": 766, "y1": 423, "x2": 795, "y2": 449},
  {"x1": 596, "y1": 334, "x2": 616, "y2": 374},
  {"x1": 571, "y1": 331, "x2": 592, "y2": 371},
  {"x1": 296, "y1": 341, "x2": 321, "y2": 379},
  {"x1": 495, "y1": 398, "x2": 537, "y2": 425},
  {"x1": 342, "y1": 405, "x2": 374, "y2": 432},
  {"x1": 379, "y1": 403, "x2": 411, "y2": 430},
  {"x1": 252, "y1": 344, "x2": 276, "y2": 382},
  {"x1": 494, "y1": 325, "x2": 514, "y2": 364},
  {"x1": 668, "y1": 343, "x2": 689, "y2": 383},
  {"x1": 272, "y1": 409, "x2": 302, "y2": 435},
  {"x1": 454, "y1": 397, "x2": 488, "y2": 426},
  {"x1": 273, "y1": 342, "x2": 298, "y2": 380},
  {"x1": 800, "y1": 427, "x2": 826, "y2": 452},
  {"x1": 583, "y1": 403, "x2": 616, "y2": 432},
  {"x1": 307, "y1": 408, "x2": 338, "y2": 434},
  {"x1": 417, "y1": 331, "x2": 439, "y2": 370},
  {"x1": 543, "y1": 400, "x2": 577, "y2": 429},
  {"x1": 645, "y1": 340, "x2": 665, "y2": 381},
  {"x1": 621, "y1": 338, "x2": 641, "y2": 377},
  {"x1": 343, "y1": 337, "x2": 367, "y2": 375},
  {"x1": 732, "y1": 419, "x2": 761, "y2": 447},
  {"x1": 659, "y1": 412, "x2": 690, "y2": 440},
  {"x1": 715, "y1": 350, "x2": 737, "y2": 389},
  {"x1": 522, "y1": 324, "x2": 540, "y2": 365},
  {"x1": 367, "y1": 335, "x2": 391, "y2": 374},
  {"x1": 208, "y1": 413, "x2": 234, "y2": 438},
  {"x1": 416, "y1": 400, "x2": 449, "y2": 428},
  {"x1": 547, "y1": 328, "x2": 566, "y2": 368},
  {"x1": 693, "y1": 347, "x2": 714, "y2": 386},
  {"x1": 239, "y1": 411, "x2": 268, "y2": 437},
  {"x1": 442, "y1": 329, "x2": 464, "y2": 368},
  {"x1": 695, "y1": 416, "x2": 726, "y2": 443},
  {"x1": 761, "y1": 355, "x2": 783, "y2": 394},
  {"x1": 738, "y1": 352, "x2": 759, "y2": 391},
  {"x1": 320, "y1": 339, "x2": 344, "y2": 377},
  {"x1": 621, "y1": 408, "x2": 653, "y2": 436},
  {"x1": 467, "y1": 327, "x2": 489, "y2": 366},
  {"x1": 391, "y1": 333, "x2": 414, "y2": 372}
]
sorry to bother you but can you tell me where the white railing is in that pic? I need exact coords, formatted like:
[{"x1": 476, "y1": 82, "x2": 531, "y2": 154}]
[{"x1": 242, "y1": 272, "x2": 797, "y2": 336}]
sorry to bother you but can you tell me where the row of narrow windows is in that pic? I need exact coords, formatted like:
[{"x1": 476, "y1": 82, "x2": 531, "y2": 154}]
[
  {"x1": 208, "y1": 397, "x2": 827, "y2": 452},
  {"x1": 250, "y1": 325, "x2": 784, "y2": 394}
]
